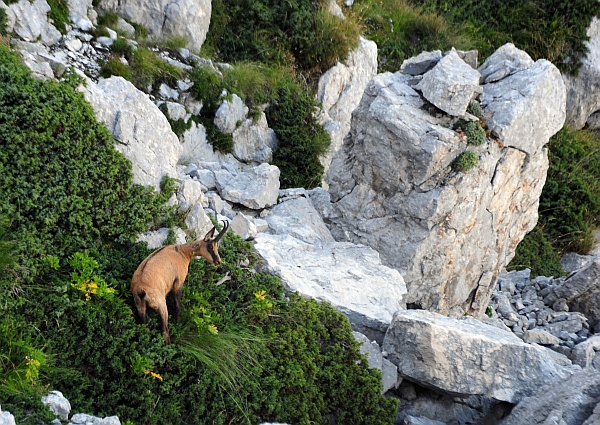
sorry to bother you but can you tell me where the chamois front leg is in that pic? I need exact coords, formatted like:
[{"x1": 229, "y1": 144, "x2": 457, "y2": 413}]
[{"x1": 133, "y1": 291, "x2": 148, "y2": 324}]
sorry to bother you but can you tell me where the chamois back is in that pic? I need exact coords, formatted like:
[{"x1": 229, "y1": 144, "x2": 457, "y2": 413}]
[{"x1": 131, "y1": 221, "x2": 229, "y2": 343}]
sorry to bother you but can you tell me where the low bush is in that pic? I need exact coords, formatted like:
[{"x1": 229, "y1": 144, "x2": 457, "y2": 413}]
[
  {"x1": 267, "y1": 86, "x2": 331, "y2": 189},
  {"x1": 452, "y1": 151, "x2": 479, "y2": 172},
  {"x1": 206, "y1": 0, "x2": 360, "y2": 75}
]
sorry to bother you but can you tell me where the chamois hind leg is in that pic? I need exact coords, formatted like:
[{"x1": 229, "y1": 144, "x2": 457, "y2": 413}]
[
  {"x1": 156, "y1": 299, "x2": 171, "y2": 344},
  {"x1": 133, "y1": 291, "x2": 148, "y2": 324},
  {"x1": 173, "y1": 277, "x2": 183, "y2": 319}
]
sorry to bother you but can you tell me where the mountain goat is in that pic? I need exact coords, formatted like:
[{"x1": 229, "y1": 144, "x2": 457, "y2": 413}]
[{"x1": 131, "y1": 221, "x2": 229, "y2": 344}]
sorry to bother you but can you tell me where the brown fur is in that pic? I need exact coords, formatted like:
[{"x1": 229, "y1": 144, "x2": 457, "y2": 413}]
[{"x1": 131, "y1": 222, "x2": 228, "y2": 344}]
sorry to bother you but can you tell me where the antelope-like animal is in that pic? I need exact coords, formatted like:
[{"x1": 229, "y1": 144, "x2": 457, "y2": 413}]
[{"x1": 131, "y1": 221, "x2": 229, "y2": 344}]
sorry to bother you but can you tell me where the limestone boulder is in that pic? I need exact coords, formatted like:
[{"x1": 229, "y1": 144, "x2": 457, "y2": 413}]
[
  {"x1": 98, "y1": 0, "x2": 211, "y2": 53},
  {"x1": 324, "y1": 44, "x2": 565, "y2": 316},
  {"x1": 214, "y1": 163, "x2": 280, "y2": 209},
  {"x1": 499, "y1": 368, "x2": 600, "y2": 425},
  {"x1": 3, "y1": 0, "x2": 62, "y2": 46},
  {"x1": 41, "y1": 390, "x2": 71, "y2": 421},
  {"x1": 553, "y1": 259, "x2": 600, "y2": 332},
  {"x1": 415, "y1": 49, "x2": 481, "y2": 116},
  {"x1": 231, "y1": 112, "x2": 278, "y2": 163},
  {"x1": 253, "y1": 233, "x2": 407, "y2": 344},
  {"x1": 80, "y1": 76, "x2": 182, "y2": 190},
  {"x1": 317, "y1": 37, "x2": 378, "y2": 179},
  {"x1": 382, "y1": 310, "x2": 575, "y2": 403},
  {"x1": 265, "y1": 195, "x2": 335, "y2": 245},
  {"x1": 136, "y1": 227, "x2": 187, "y2": 248},
  {"x1": 0, "y1": 405, "x2": 16, "y2": 425}
]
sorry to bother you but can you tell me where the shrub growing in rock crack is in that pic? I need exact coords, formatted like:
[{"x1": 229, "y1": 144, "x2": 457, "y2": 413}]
[{"x1": 452, "y1": 151, "x2": 479, "y2": 172}]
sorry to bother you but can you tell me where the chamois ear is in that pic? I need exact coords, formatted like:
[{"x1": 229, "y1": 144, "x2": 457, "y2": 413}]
[{"x1": 204, "y1": 226, "x2": 216, "y2": 241}]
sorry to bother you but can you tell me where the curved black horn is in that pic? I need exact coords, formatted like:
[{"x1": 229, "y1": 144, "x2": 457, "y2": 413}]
[{"x1": 214, "y1": 220, "x2": 229, "y2": 242}]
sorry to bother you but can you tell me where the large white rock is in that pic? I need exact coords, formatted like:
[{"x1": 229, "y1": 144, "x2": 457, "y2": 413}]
[
  {"x1": 416, "y1": 49, "x2": 481, "y2": 116},
  {"x1": 41, "y1": 390, "x2": 71, "y2": 421},
  {"x1": 4, "y1": 0, "x2": 62, "y2": 45},
  {"x1": 265, "y1": 196, "x2": 335, "y2": 245},
  {"x1": 499, "y1": 368, "x2": 600, "y2": 425},
  {"x1": 98, "y1": 0, "x2": 211, "y2": 53},
  {"x1": 231, "y1": 112, "x2": 278, "y2": 163},
  {"x1": 382, "y1": 310, "x2": 575, "y2": 403},
  {"x1": 0, "y1": 405, "x2": 16, "y2": 425},
  {"x1": 214, "y1": 163, "x2": 280, "y2": 209},
  {"x1": 253, "y1": 233, "x2": 407, "y2": 343},
  {"x1": 214, "y1": 94, "x2": 248, "y2": 134},
  {"x1": 324, "y1": 45, "x2": 565, "y2": 317},
  {"x1": 317, "y1": 37, "x2": 378, "y2": 180},
  {"x1": 481, "y1": 46, "x2": 566, "y2": 155},
  {"x1": 80, "y1": 76, "x2": 182, "y2": 190}
]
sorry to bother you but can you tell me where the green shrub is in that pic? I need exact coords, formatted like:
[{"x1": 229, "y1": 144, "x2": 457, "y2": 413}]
[
  {"x1": 47, "y1": 0, "x2": 70, "y2": 34},
  {"x1": 267, "y1": 86, "x2": 331, "y2": 189},
  {"x1": 507, "y1": 226, "x2": 564, "y2": 277},
  {"x1": 208, "y1": 0, "x2": 360, "y2": 74},
  {"x1": 452, "y1": 151, "x2": 479, "y2": 172},
  {"x1": 467, "y1": 101, "x2": 484, "y2": 119},
  {"x1": 353, "y1": 0, "x2": 473, "y2": 72},
  {"x1": 537, "y1": 127, "x2": 600, "y2": 253},
  {"x1": 189, "y1": 66, "x2": 226, "y2": 115},
  {"x1": 0, "y1": 45, "x2": 171, "y2": 277},
  {"x1": 97, "y1": 12, "x2": 119, "y2": 29},
  {"x1": 413, "y1": 0, "x2": 600, "y2": 75},
  {"x1": 0, "y1": 8, "x2": 8, "y2": 36},
  {"x1": 158, "y1": 102, "x2": 195, "y2": 137},
  {"x1": 454, "y1": 119, "x2": 486, "y2": 146},
  {"x1": 99, "y1": 56, "x2": 132, "y2": 80}
]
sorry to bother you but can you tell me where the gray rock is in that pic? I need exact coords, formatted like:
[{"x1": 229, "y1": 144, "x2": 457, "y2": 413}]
[
  {"x1": 316, "y1": 37, "x2": 378, "y2": 181},
  {"x1": 230, "y1": 212, "x2": 257, "y2": 240},
  {"x1": 325, "y1": 44, "x2": 564, "y2": 317},
  {"x1": 481, "y1": 50, "x2": 566, "y2": 155},
  {"x1": 6, "y1": 0, "x2": 62, "y2": 45},
  {"x1": 266, "y1": 196, "x2": 334, "y2": 245},
  {"x1": 253, "y1": 233, "x2": 407, "y2": 344},
  {"x1": 41, "y1": 391, "x2": 71, "y2": 421},
  {"x1": 416, "y1": 49, "x2": 481, "y2": 116},
  {"x1": 136, "y1": 227, "x2": 186, "y2": 249},
  {"x1": 0, "y1": 405, "x2": 16, "y2": 425},
  {"x1": 404, "y1": 416, "x2": 447, "y2": 425},
  {"x1": 214, "y1": 163, "x2": 280, "y2": 209},
  {"x1": 570, "y1": 335, "x2": 600, "y2": 368},
  {"x1": 158, "y1": 83, "x2": 178, "y2": 100},
  {"x1": 184, "y1": 203, "x2": 213, "y2": 239},
  {"x1": 180, "y1": 122, "x2": 225, "y2": 165},
  {"x1": 353, "y1": 331, "x2": 400, "y2": 393},
  {"x1": 177, "y1": 179, "x2": 206, "y2": 212},
  {"x1": 98, "y1": 0, "x2": 211, "y2": 53},
  {"x1": 80, "y1": 76, "x2": 182, "y2": 190},
  {"x1": 400, "y1": 50, "x2": 443, "y2": 75},
  {"x1": 383, "y1": 310, "x2": 573, "y2": 403},
  {"x1": 214, "y1": 94, "x2": 248, "y2": 134},
  {"x1": 522, "y1": 329, "x2": 560, "y2": 346},
  {"x1": 499, "y1": 368, "x2": 600, "y2": 425},
  {"x1": 231, "y1": 112, "x2": 278, "y2": 163},
  {"x1": 555, "y1": 259, "x2": 600, "y2": 331},
  {"x1": 478, "y1": 43, "x2": 534, "y2": 83},
  {"x1": 561, "y1": 252, "x2": 600, "y2": 274}
]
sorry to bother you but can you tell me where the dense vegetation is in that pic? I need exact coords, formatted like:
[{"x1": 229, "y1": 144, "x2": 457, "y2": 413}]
[
  {"x1": 0, "y1": 45, "x2": 396, "y2": 424},
  {"x1": 508, "y1": 128, "x2": 600, "y2": 276}
]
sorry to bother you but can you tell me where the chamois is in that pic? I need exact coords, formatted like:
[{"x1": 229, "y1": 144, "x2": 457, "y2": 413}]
[{"x1": 131, "y1": 221, "x2": 229, "y2": 344}]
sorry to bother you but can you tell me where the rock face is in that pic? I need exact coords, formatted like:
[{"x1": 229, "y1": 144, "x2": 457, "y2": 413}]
[
  {"x1": 80, "y1": 76, "x2": 182, "y2": 190},
  {"x1": 551, "y1": 259, "x2": 600, "y2": 332},
  {"x1": 253, "y1": 233, "x2": 407, "y2": 343},
  {"x1": 98, "y1": 0, "x2": 211, "y2": 53},
  {"x1": 324, "y1": 44, "x2": 566, "y2": 316},
  {"x1": 382, "y1": 310, "x2": 574, "y2": 403},
  {"x1": 499, "y1": 368, "x2": 600, "y2": 425},
  {"x1": 2, "y1": 0, "x2": 62, "y2": 46},
  {"x1": 563, "y1": 17, "x2": 600, "y2": 129},
  {"x1": 317, "y1": 36, "x2": 378, "y2": 180}
]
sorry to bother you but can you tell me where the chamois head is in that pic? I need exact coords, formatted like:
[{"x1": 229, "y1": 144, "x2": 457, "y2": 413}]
[{"x1": 190, "y1": 220, "x2": 229, "y2": 266}]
